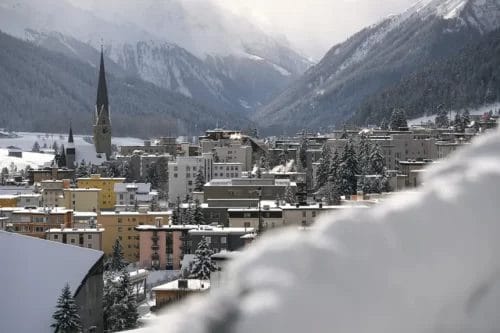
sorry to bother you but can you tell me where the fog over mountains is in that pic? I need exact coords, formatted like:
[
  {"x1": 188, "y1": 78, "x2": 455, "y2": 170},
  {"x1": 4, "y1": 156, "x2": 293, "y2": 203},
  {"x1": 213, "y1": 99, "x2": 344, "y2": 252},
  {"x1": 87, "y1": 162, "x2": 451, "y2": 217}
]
[
  {"x1": 0, "y1": 0, "x2": 311, "y2": 116},
  {"x1": 253, "y1": 0, "x2": 500, "y2": 133},
  {"x1": 0, "y1": 0, "x2": 499, "y2": 136}
]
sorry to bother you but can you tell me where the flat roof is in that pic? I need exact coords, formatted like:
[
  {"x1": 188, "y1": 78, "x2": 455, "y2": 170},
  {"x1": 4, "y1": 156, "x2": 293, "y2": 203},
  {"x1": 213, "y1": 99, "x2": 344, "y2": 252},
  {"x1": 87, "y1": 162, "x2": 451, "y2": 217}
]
[{"x1": 47, "y1": 228, "x2": 104, "y2": 233}]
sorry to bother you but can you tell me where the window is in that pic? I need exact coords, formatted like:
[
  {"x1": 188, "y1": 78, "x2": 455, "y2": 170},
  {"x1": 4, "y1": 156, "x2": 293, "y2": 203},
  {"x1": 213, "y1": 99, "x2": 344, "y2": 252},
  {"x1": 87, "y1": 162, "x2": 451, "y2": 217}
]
[
  {"x1": 87, "y1": 234, "x2": 92, "y2": 240},
  {"x1": 174, "y1": 173, "x2": 178, "y2": 178},
  {"x1": 119, "y1": 194, "x2": 124, "y2": 200},
  {"x1": 118, "y1": 218, "x2": 122, "y2": 223},
  {"x1": 118, "y1": 227, "x2": 123, "y2": 232},
  {"x1": 54, "y1": 234, "x2": 59, "y2": 240},
  {"x1": 244, "y1": 222, "x2": 251, "y2": 228},
  {"x1": 193, "y1": 166, "x2": 197, "y2": 171},
  {"x1": 244, "y1": 212, "x2": 252, "y2": 218},
  {"x1": 221, "y1": 236, "x2": 227, "y2": 244},
  {"x1": 174, "y1": 166, "x2": 178, "y2": 171},
  {"x1": 302, "y1": 211, "x2": 306, "y2": 218},
  {"x1": 205, "y1": 237, "x2": 211, "y2": 243},
  {"x1": 188, "y1": 181, "x2": 193, "y2": 186},
  {"x1": 87, "y1": 244, "x2": 92, "y2": 248},
  {"x1": 312, "y1": 211, "x2": 317, "y2": 218},
  {"x1": 186, "y1": 166, "x2": 190, "y2": 171},
  {"x1": 70, "y1": 238, "x2": 75, "y2": 244}
]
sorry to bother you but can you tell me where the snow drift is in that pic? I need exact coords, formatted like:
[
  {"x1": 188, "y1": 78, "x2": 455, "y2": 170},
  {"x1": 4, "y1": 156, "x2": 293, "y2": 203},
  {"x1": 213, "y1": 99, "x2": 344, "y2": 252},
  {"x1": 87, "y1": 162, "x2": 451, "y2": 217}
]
[{"x1": 139, "y1": 128, "x2": 500, "y2": 333}]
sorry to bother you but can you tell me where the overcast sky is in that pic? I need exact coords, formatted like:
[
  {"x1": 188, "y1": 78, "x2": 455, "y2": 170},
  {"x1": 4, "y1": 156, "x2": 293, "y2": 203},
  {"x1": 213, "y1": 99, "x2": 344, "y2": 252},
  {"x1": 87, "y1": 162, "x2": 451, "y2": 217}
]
[{"x1": 216, "y1": 0, "x2": 416, "y2": 59}]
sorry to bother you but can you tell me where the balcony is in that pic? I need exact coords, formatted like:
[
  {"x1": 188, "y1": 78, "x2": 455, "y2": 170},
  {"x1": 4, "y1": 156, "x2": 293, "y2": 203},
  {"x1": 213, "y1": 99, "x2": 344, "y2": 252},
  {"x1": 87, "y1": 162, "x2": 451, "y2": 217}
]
[
  {"x1": 151, "y1": 253, "x2": 159, "y2": 260},
  {"x1": 151, "y1": 235, "x2": 159, "y2": 242},
  {"x1": 151, "y1": 244, "x2": 160, "y2": 251}
]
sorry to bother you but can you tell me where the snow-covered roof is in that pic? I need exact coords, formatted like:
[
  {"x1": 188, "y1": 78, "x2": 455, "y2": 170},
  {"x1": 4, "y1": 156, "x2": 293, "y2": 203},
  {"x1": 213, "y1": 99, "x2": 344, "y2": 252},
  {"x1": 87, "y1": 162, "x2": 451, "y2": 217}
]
[
  {"x1": 152, "y1": 279, "x2": 210, "y2": 292},
  {"x1": 136, "y1": 129, "x2": 500, "y2": 332},
  {"x1": 46, "y1": 228, "x2": 104, "y2": 233},
  {"x1": 0, "y1": 231, "x2": 103, "y2": 333},
  {"x1": 188, "y1": 227, "x2": 255, "y2": 235}
]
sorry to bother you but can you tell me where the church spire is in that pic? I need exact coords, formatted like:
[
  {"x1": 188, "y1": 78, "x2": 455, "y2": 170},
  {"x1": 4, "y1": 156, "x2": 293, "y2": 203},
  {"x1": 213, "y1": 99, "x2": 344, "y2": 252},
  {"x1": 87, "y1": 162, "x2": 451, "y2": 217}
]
[
  {"x1": 68, "y1": 122, "x2": 74, "y2": 144},
  {"x1": 96, "y1": 45, "x2": 109, "y2": 117}
]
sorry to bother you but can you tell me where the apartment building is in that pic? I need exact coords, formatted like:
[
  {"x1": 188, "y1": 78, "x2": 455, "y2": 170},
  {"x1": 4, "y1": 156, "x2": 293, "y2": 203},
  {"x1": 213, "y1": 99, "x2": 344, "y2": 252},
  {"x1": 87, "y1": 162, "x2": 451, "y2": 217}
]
[
  {"x1": 41, "y1": 179, "x2": 70, "y2": 207},
  {"x1": 9, "y1": 207, "x2": 73, "y2": 239},
  {"x1": 46, "y1": 227, "x2": 104, "y2": 250},
  {"x1": 168, "y1": 153, "x2": 213, "y2": 200},
  {"x1": 114, "y1": 183, "x2": 158, "y2": 211},
  {"x1": 77, "y1": 175, "x2": 125, "y2": 210},
  {"x1": 212, "y1": 163, "x2": 243, "y2": 179},
  {"x1": 63, "y1": 188, "x2": 101, "y2": 212}
]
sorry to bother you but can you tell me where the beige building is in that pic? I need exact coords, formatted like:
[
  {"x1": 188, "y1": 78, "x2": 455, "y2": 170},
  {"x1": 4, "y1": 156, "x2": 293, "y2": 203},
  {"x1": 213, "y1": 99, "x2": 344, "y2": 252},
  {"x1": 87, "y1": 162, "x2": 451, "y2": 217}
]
[
  {"x1": 97, "y1": 211, "x2": 172, "y2": 263},
  {"x1": 63, "y1": 188, "x2": 101, "y2": 212},
  {"x1": 41, "y1": 180, "x2": 70, "y2": 207},
  {"x1": 77, "y1": 175, "x2": 125, "y2": 210},
  {"x1": 46, "y1": 227, "x2": 104, "y2": 251}
]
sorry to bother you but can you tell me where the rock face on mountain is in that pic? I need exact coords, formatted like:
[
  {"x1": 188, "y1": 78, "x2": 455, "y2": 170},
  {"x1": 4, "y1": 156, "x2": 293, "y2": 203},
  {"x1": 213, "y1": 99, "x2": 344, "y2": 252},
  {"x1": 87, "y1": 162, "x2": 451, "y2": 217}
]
[
  {"x1": 0, "y1": 31, "x2": 248, "y2": 137},
  {"x1": 254, "y1": 0, "x2": 500, "y2": 133},
  {"x1": 0, "y1": 0, "x2": 311, "y2": 115}
]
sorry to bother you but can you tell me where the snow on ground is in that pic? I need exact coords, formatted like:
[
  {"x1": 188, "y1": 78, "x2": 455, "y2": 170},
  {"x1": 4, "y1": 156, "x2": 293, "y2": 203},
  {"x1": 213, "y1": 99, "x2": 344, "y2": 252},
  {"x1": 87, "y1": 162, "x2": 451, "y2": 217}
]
[
  {"x1": 0, "y1": 149, "x2": 55, "y2": 170},
  {"x1": 0, "y1": 231, "x2": 103, "y2": 333},
  {"x1": 0, "y1": 131, "x2": 143, "y2": 169},
  {"x1": 408, "y1": 102, "x2": 500, "y2": 126},
  {"x1": 138, "y1": 128, "x2": 500, "y2": 333}
]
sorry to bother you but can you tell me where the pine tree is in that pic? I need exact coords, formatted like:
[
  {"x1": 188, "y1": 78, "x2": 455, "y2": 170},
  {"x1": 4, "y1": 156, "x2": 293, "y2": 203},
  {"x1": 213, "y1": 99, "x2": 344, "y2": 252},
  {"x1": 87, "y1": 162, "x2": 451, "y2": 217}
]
[
  {"x1": 454, "y1": 111, "x2": 464, "y2": 132},
  {"x1": 284, "y1": 185, "x2": 296, "y2": 204},
  {"x1": 52, "y1": 141, "x2": 59, "y2": 153},
  {"x1": 389, "y1": 108, "x2": 408, "y2": 130},
  {"x1": 380, "y1": 118, "x2": 388, "y2": 130},
  {"x1": 338, "y1": 140, "x2": 358, "y2": 196},
  {"x1": 316, "y1": 144, "x2": 332, "y2": 190},
  {"x1": 103, "y1": 270, "x2": 138, "y2": 332},
  {"x1": 369, "y1": 144, "x2": 385, "y2": 175},
  {"x1": 32, "y1": 141, "x2": 40, "y2": 152},
  {"x1": 299, "y1": 134, "x2": 308, "y2": 170},
  {"x1": 317, "y1": 177, "x2": 341, "y2": 205},
  {"x1": 103, "y1": 275, "x2": 117, "y2": 332},
  {"x1": 190, "y1": 237, "x2": 217, "y2": 280},
  {"x1": 194, "y1": 169, "x2": 205, "y2": 192},
  {"x1": 51, "y1": 283, "x2": 82, "y2": 333},
  {"x1": 358, "y1": 136, "x2": 372, "y2": 175},
  {"x1": 435, "y1": 107, "x2": 449, "y2": 128},
  {"x1": 108, "y1": 239, "x2": 127, "y2": 272},
  {"x1": 193, "y1": 199, "x2": 205, "y2": 225}
]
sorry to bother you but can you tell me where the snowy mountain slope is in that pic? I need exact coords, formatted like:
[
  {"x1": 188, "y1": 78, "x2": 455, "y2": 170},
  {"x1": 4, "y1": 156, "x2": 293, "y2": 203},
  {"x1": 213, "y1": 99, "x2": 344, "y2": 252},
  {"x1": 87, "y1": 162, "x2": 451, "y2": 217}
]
[
  {"x1": 253, "y1": 0, "x2": 500, "y2": 133},
  {"x1": 0, "y1": 0, "x2": 312, "y2": 114}
]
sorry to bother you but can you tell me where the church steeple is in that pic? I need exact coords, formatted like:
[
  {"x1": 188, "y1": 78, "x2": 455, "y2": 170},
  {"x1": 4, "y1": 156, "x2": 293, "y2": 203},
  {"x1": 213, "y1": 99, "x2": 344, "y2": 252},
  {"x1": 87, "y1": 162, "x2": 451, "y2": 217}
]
[
  {"x1": 68, "y1": 123, "x2": 74, "y2": 144},
  {"x1": 66, "y1": 122, "x2": 76, "y2": 169},
  {"x1": 93, "y1": 45, "x2": 112, "y2": 160},
  {"x1": 96, "y1": 46, "x2": 109, "y2": 122}
]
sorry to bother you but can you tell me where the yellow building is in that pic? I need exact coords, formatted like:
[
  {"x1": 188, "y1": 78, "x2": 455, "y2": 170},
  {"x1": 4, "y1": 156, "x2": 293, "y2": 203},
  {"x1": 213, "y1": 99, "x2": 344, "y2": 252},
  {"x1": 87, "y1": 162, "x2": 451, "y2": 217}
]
[
  {"x1": 63, "y1": 188, "x2": 101, "y2": 212},
  {"x1": 97, "y1": 211, "x2": 171, "y2": 263},
  {"x1": 76, "y1": 175, "x2": 125, "y2": 210},
  {"x1": 0, "y1": 195, "x2": 17, "y2": 208}
]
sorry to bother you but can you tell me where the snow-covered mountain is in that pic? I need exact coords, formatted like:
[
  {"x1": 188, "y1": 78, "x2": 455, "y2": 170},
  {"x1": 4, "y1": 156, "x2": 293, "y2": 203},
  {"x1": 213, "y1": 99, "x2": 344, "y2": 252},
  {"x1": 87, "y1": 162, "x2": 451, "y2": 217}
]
[
  {"x1": 253, "y1": 0, "x2": 500, "y2": 133},
  {"x1": 0, "y1": 0, "x2": 312, "y2": 114}
]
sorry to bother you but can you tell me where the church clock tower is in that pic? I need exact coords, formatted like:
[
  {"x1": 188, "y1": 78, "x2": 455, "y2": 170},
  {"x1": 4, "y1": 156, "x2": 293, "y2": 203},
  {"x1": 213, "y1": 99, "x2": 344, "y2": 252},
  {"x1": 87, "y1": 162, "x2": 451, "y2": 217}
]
[{"x1": 93, "y1": 47, "x2": 112, "y2": 159}]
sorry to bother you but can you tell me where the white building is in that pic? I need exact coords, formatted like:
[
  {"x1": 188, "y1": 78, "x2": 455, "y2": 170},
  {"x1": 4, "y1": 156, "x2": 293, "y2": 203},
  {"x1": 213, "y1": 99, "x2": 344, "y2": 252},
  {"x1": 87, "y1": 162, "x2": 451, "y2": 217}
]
[
  {"x1": 46, "y1": 227, "x2": 105, "y2": 251},
  {"x1": 168, "y1": 153, "x2": 213, "y2": 201},
  {"x1": 114, "y1": 182, "x2": 158, "y2": 211},
  {"x1": 212, "y1": 163, "x2": 243, "y2": 179}
]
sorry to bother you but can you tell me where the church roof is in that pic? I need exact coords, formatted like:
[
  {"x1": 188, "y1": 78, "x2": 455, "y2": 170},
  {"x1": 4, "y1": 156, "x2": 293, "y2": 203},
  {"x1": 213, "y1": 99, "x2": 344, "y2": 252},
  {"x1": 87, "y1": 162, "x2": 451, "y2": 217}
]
[{"x1": 96, "y1": 48, "x2": 109, "y2": 120}]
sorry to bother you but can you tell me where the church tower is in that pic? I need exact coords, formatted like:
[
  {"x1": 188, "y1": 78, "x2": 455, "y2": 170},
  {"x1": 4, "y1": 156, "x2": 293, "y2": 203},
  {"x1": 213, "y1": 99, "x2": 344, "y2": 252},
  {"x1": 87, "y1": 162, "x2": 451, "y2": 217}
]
[
  {"x1": 66, "y1": 123, "x2": 76, "y2": 169},
  {"x1": 93, "y1": 47, "x2": 112, "y2": 159}
]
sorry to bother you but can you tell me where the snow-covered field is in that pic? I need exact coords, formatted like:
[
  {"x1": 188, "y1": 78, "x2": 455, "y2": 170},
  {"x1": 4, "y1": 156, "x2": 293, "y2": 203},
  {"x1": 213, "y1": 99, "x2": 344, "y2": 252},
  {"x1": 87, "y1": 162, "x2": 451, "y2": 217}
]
[
  {"x1": 0, "y1": 131, "x2": 143, "y2": 170},
  {"x1": 409, "y1": 102, "x2": 500, "y2": 126}
]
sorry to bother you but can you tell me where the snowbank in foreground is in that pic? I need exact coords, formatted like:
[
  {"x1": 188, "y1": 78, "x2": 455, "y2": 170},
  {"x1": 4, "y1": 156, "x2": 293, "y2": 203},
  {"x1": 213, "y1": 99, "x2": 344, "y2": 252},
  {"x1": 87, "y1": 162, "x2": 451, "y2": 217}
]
[{"x1": 141, "y1": 129, "x2": 500, "y2": 333}]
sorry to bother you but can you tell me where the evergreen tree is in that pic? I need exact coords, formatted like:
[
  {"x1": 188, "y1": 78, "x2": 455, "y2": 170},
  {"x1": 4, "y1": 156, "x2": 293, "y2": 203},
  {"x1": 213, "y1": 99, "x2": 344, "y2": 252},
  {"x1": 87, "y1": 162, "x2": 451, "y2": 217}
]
[
  {"x1": 256, "y1": 165, "x2": 262, "y2": 179},
  {"x1": 454, "y1": 111, "x2": 464, "y2": 132},
  {"x1": 32, "y1": 141, "x2": 40, "y2": 152},
  {"x1": 299, "y1": 135, "x2": 308, "y2": 170},
  {"x1": 190, "y1": 237, "x2": 217, "y2": 280},
  {"x1": 193, "y1": 199, "x2": 205, "y2": 225},
  {"x1": 1, "y1": 167, "x2": 9, "y2": 185},
  {"x1": 284, "y1": 186, "x2": 296, "y2": 204},
  {"x1": 435, "y1": 106, "x2": 449, "y2": 128},
  {"x1": 75, "y1": 161, "x2": 90, "y2": 178},
  {"x1": 194, "y1": 169, "x2": 205, "y2": 192},
  {"x1": 108, "y1": 239, "x2": 127, "y2": 272},
  {"x1": 316, "y1": 144, "x2": 332, "y2": 190},
  {"x1": 380, "y1": 118, "x2": 388, "y2": 130},
  {"x1": 51, "y1": 283, "x2": 82, "y2": 333},
  {"x1": 329, "y1": 150, "x2": 340, "y2": 180},
  {"x1": 358, "y1": 136, "x2": 372, "y2": 174},
  {"x1": 389, "y1": 108, "x2": 408, "y2": 130},
  {"x1": 338, "y1": 140, "x2": 358, "y2": 195},
  {"x1": 103, "y1": 275, "x2": 117, "y2": 332},
  {"x1": 369, "y1": 144, "x2": 385, "y2": 175},
  {"x1": 103, "y1": 270, "x2": 138, "y2": 332},
  {"x1": 52, "y1": 141, "x2": 59, "y2": 153},
  {"x1": 317, "y1": 177, "x2": 341, "y2": 206}
]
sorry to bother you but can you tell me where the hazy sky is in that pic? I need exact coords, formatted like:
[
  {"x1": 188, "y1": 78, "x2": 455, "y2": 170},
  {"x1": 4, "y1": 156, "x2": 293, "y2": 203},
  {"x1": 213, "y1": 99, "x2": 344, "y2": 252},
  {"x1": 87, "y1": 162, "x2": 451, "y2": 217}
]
[{"x1": 216, "y1": 0, "x2": 416, "y2": 59}]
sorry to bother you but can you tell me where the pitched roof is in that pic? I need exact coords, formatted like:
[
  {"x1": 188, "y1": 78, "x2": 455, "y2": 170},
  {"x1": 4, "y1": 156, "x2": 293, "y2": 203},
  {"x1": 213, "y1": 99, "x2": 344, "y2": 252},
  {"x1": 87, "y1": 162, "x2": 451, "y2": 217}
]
[{"x1": 0, "y1": 231, "x2": 103, "y2": 333}]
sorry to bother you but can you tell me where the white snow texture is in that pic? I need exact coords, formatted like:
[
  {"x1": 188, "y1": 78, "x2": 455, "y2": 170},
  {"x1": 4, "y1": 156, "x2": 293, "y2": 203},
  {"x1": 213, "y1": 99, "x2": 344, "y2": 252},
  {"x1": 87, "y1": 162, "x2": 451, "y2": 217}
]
[{"x1": 140, "y1": 128, "x2": 500, "y2": 333}]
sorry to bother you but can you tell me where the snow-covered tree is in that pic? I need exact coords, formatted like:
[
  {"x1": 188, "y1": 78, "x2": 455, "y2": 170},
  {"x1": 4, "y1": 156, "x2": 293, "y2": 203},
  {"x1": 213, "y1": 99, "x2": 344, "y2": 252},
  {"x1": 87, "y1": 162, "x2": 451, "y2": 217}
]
[
  {"x1": 190, "y1": 237, "x2": 217, "y2": 280},
  {"x1": 358, "y1": 136, "x2": 372, "y2": 175},
  {"x1": 316, "y1": 144, "x2": 332, "y2": 190},
  {"x1": 380, "y1": 118, "x2": 389, "y2": 130},
  {"x1": 284, "y1": 185, "x2": 296, "y2": 204},
  {"x1": 338, "y1": 140, "x2": 358, "y2": 196},
  {"x1": 52, "y1": 141, "x2": 59, "y2": 153},
  {"x1": 194, "y1": 169, "x2": 205, "y2": 192},
  {"x1": 107, "y1": 239, "x2": 127, "y2": 272},
  {"x1": 317, "y1": 178, "x2": 341, "y2": 206},
  {"x1": 103, "y1": 270, "x2": 138, "y2": 332},
  {"x1": 51, "y1": 283, "x2": 82, "y2": 333},
  {"x1": 369, "y1": 144, "x2": 385, "y2": 175},
  {"x1": 299, "y1": 135, "x2": 308, "y2": 170},
  {"x1": 389, "y1": 108, "x2": 408, "y2": 130},
  {"x1": 435, "y1": 107, "x2": 449, "y2": 128},
  {"x1": 193, "y1": 199, "x2": 205, "y2": 225},
  {"x1": 32, "y1": 141, "x2": 40, "y2": 152}
]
